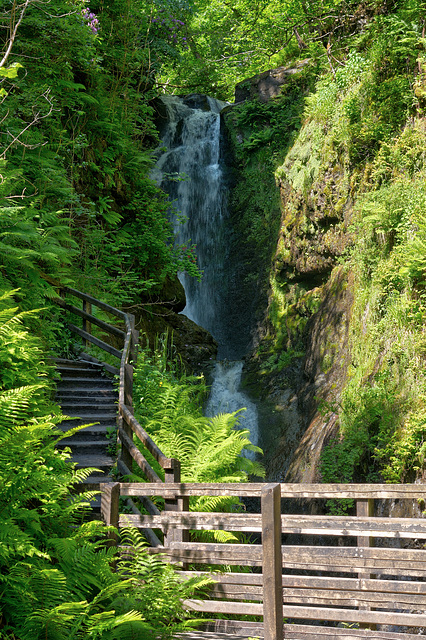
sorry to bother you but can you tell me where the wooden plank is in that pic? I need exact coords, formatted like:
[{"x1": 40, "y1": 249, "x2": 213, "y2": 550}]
[
  {"x1": 356, "y1": 498, "x2": 375, "y2": 629},
  {"x1": 261, "y1": 484, "x2": 283, "y2": 640},
  {"x1": 203, "y1": 620, "x2": 263, "y2": 636},
  {"x1": 119, "y1": 405, "x2": 171, "y2": 468},
  {"x1": 281, "y1": 545, "x2": 426, "y2": 576},
  {"x1": 100, "y1": 481, "x2": 120, "y2": 546},
  {"x1": 117, "y1": 426, "x2": 162, "y2": 483},
  {"x1": 180, "y1": 571, "x2": 426, "y2": 597},
  {"x1": 59, "y1": 285, "x2": 127, "y2": 320},
  {"x1": 183, "y1": 600, "x2": 426, "y2": 626},
  {"x1": 280, "y1": 514, "x2": 426, "y2": 539},
  {"x1": 183, "y1": 599, "x2": 263, "y2": 616},
  {"x1": 357, "y1": 498, "x2": 374, "y2": 548},
  {"x1": 148, "y1": 542, "x2": 262, "y2": 566},
  {"x1": 205, "y1": 584, "x2": 426, "y2": 608},
  {"x1": 282, "y1": 544, "x2": 426, "y2": 563},
  {"x1": 206, "y1": 620, "x2": 422, "y2": 640},
  {"x1": 120, "y1": 482, "x2": 265, "y2": 498},
  {"x1": 152, "y1": 543, "x2": 426, "y2": 575},
  {"x1": 68, "y1": 323, "x2": 122, "y2": 359},
  {"x1": 179, "y1": 571, "x2": 264, "y2": 585},
  {"x1": 118, "y1": 481, "x2": 426, "y2": 499},
  {"x1": 207, "y1": 583, "x2": 263, "y2": 600},
  {"x1": 164, "y1": 458, "x2": 189, "y2": 547},
  {"x1": 281, "y1": 605, "x2": 426, "y2": 627},
  {"x1": 116, "y1": 511, "x2": 260, "y2": 531},
  {"x1": 82, "y1": 299, "x2": 92, "y2": 348},
  {"x1": 280, "y1": 483, "x2": 426, "y2": 499},
  {"x1": 114, "y1": 510, "x2": 426, "y2": 539},
  {"x1": 185, "y1": 572, "x2": 426, "y2": 608},
  {"x1": 283, "y1": 625, "x2": 423, "y2": 640},
  {"x1": 281, "y1": 588, "x2": 426, "y2": 608}
]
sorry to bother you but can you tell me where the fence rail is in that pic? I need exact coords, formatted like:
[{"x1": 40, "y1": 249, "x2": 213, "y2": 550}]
[
  {"x1": 48, "y1": 281, "x2": 186, "y2": 546},
  {"x1": 49, "y1": 282, "x2": 426, "y2": 639},
  {"x1": 101, "y1": 481, "x2": 426, "y2": 640}
]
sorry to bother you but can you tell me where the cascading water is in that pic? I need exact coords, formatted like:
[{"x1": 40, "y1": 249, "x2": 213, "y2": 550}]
[{"x1": 152, "y1": 94, "x2": 258, "y2": 453}]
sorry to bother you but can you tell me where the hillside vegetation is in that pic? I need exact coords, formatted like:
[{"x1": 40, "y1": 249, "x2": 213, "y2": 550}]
[{"x1": 2, "y1": 0, "x2": 426, "y2": 634}]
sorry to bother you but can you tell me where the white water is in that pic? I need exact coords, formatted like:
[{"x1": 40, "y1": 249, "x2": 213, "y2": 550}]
[
  {"x1": 205, "y1": 361, "x2": 258, "y2": 459},
  {"x1": 153, "y1": 95, "x2": 259, "y2": 453}
]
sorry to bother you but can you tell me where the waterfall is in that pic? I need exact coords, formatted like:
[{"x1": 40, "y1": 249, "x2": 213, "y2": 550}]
[{"x1": 153, "y1": 94, "x2": 259, "y2": 452}]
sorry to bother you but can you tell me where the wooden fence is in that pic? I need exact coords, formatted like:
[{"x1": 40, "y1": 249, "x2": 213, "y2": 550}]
[
  {"x1": 50, "y1": 282, "x2": 184, "y2": 547},
  {"x1": 50, "y1": 284, "x2": 426, "y2": 639},
  {"x1": 102, "y1": 481, "x2": 426, "y2": 640}
]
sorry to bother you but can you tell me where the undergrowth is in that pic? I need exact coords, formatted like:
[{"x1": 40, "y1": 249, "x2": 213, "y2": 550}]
[
  {"x1": 0, "y1": 293, "x2": 209, "y2": 639},
  {"x1": 130, "y1": 333, "x2": 265, "y2": 542}
]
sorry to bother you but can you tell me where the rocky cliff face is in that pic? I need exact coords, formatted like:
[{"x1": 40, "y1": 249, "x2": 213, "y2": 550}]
[
  {"x1": 224, "y1": 62, "x2": 358, "y2": 482},
  {"x1": 228, "y1": 48, "x2": 426, "y2": 487},
  {"x1": 150, "y1": 53, "x2": 425, "y2": 486}
]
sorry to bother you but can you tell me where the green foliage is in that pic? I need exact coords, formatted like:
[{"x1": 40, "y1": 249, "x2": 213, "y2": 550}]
[
  {"x1": 317, "y1": 114, "x2": 426, "y2": 485},
  {"x1": 134, "y1": 337, "x2": 264, "y2": 492},
  {"x1": 131, "y1": 336, "x2": 264, "y2": 542},
  {"x1": 0, "y1": 298, "x2": 210, "y2": 639},
  {"x1": 0, "y1": 0, "x2": 204, "y2": 313},
  {"x1": 154, "y1": 0, "x2": 380, "y2": 99}
]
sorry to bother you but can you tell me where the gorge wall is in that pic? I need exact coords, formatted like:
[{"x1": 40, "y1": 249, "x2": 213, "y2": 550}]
[
  {"x1": 223, "y1": 62, "x2": 353, "y2": 483},
  {"x1": 221, "y1": 51, "x2": 426, "y2": 486},
  {"x1": 145, "y1": 46, "x2": 426, "y2": 488}
]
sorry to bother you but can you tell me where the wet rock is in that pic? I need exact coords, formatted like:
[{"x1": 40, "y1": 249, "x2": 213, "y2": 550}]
[
  {"x1": 128, "y1": 303, "x2": 217, "y2": 375},
  {"x1": 234, "y1": 60, "x2": 309, "y2": 103},
  {"x1": 182, "y1": 94, "x2": 212, "y2": 111}
]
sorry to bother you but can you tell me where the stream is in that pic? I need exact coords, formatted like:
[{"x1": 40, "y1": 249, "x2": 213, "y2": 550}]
[{"x1": 152, "y1": 94, "x2": 259, "y2": 454}]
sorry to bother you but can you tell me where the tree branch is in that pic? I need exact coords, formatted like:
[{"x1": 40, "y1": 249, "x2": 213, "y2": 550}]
[{"x1": 0, "y1": 0, "x2": 32, "y2": 69}]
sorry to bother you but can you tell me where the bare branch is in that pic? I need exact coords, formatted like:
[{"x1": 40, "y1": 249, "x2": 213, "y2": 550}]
[
  {"x1": 0, "y1": 0, "x2": 32, "y2": 69},
  {"x1": 0, "y1": 88, "x2": 56, "y2": 159}
]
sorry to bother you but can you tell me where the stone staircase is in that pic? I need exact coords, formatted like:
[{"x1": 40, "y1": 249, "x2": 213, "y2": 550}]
[{"x1": 55, "y1": 358, "x2": 118, "y2": 492}]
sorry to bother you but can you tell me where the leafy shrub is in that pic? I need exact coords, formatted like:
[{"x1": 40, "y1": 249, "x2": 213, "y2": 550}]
[{"x1": 0, "y1": 296, "x2": 208, "y2": 639}]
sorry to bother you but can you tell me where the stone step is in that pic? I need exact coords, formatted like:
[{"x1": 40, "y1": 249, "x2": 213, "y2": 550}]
[
  {"x1": 54, "y1": 357, "x2": 87, "y2": 366},
  {"x1": 58, "y1": 424, "x2": 113, "y2": 438},
  {"x1": 73, "y1": 454, "x2": 115, "y2": 473},
  {"x1": 56, "y1": 388, "x2": 117, "y2": 399},
  {"x1": 59, "y1": 377, "x2": 114, "y2": 389},
  {"x1": 62, "y1": 409, "x2": 117, "y2": 418},
  {"x1": 57, "y1": 439, "x2": 111, "y2": 454},
  {"x1": 58, "y1": 415, "x2": 116, "y2": 427},
  {"x1": 59, "y1": 401, "x2": 117, "y2": 411},
  {"x1": 56, "y1": 365, "x2": 106, "y2": 378},
  {"x1": 82, "y1": 474, "x2": 115, "y2": 486}
]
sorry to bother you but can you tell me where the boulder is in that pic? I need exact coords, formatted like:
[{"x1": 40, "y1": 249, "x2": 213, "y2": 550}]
[{"x1": 234, "y1": 60, "x2": 309, "y2": 103}]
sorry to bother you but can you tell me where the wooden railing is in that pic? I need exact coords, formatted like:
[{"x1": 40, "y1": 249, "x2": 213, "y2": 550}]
[
  {"x1": 50, "y1": 284, "x2": 426, "y2": 639},
  {"x1": 50, "y1": 282, "x2": 184, "y2": 546},
  {"x1": 101, "y1": 481, "x2": 426, "y2": 640}
]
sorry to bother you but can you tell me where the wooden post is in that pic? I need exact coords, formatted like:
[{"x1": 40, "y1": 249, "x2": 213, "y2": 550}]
[
  {"x1": 356, "y1": 497, "x2": 376, "y2": 630},
  {"x1": 100, "y1": 482, "x2": 120, "y2": 547},
  {"x1": 163, "y1": 458, "x2": 189, "y2": 547},
  {"x1": 82, "y1": 300, "x2": 92, "y2": 349},
  {"x1": 119, "y1": 413, "x2": 133, "y2": 474},
  {"x1": 261, "y1": 483, "x2": 284, "y2": 640},
  {"x1": 119, "y1": 313, "x2": 138, "y2": 471},
  {"x1": 127, "y1": 313, "x2": 138, "y2": 366}
]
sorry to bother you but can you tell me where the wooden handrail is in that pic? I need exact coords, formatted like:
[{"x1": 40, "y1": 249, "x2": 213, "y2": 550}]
[
  {"x1": 47, "y1": 279, "x2": 179, "y2": 490},
  {"x1": 101, "y1": 481, "x2": 426, "y2": 640},
  {"x1": 118, "y1": 481, "x2": 426, "y2": 499}
]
